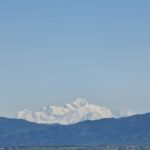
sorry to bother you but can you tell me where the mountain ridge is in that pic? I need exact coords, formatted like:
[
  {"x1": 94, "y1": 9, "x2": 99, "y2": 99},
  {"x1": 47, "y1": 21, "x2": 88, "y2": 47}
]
[{"x1": 0, "y1": 113, "x2": 150, "y2": 146}]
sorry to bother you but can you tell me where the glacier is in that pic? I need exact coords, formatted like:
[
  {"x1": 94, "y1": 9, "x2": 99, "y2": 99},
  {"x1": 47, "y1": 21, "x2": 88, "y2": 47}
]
[{"x1": 17, "y1": 98, "x2": 135, "y2": 125}]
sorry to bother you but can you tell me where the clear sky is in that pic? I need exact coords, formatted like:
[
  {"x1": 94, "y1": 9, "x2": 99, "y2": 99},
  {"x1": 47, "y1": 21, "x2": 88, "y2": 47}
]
[{"x1": 0, "y1": 0, "x2": 150, "y2": 117}]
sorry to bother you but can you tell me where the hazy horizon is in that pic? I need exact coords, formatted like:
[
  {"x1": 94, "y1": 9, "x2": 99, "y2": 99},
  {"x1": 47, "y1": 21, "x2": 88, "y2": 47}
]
[{"x1": 0, "y1": 0, "x2": 150, "y2": 117}]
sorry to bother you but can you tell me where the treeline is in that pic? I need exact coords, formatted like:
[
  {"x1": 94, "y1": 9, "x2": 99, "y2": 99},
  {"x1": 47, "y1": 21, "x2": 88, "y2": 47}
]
[{"x1": 2, "y1": 145, "x2": 150, "y2": 150}]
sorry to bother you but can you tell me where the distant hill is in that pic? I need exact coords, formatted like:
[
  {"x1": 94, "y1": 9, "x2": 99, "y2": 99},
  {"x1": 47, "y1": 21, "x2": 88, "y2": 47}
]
[{"x1": 0, "y1": 113, "x2": 150, "y2": 147}]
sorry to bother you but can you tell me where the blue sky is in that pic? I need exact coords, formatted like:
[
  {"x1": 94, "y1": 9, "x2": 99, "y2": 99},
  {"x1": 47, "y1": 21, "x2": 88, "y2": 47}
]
[{"x1": 0, "y1": 0, "x2": 150, "y2": 117}]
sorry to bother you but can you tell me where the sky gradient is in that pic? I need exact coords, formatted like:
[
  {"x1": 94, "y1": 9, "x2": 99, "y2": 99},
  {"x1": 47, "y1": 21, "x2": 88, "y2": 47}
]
[{"x1": 0, "y1": 0, "x2": 150, "y2": 117}]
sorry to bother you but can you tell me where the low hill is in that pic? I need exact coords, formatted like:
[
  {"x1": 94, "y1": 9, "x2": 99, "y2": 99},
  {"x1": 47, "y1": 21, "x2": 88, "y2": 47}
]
[{"x1": 0, "y1": 113, "x2": 150, "y2": 146}]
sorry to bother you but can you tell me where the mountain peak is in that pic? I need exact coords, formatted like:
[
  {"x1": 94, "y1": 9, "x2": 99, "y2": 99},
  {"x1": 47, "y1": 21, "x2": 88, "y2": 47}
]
[
  {"x1": 17, "y1": 98, "x2": 135, "y2": 125},
  {"x1": 72, "y1": 98, "x2": 88, "y2": 107}
]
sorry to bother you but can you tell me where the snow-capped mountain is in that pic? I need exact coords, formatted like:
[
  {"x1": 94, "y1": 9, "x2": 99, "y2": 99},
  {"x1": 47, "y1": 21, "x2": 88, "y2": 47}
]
[{"x1": 17, "y1": 98, "x2": 135, "y2": 125}]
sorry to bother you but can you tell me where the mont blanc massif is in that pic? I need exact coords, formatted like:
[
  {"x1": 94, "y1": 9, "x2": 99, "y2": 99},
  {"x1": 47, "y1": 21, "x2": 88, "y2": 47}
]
[{"x1": 17, "y1": 98, "x2": 134, "y2": 125}]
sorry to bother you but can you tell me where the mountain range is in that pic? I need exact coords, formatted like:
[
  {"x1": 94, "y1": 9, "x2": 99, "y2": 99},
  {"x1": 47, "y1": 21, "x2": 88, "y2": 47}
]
[
  {"x1": 0, "y1": 113, "x2": 150, "y2": 147},
  {"x1": 17, "y1": 98, "x2": 134, "y2": 125}
]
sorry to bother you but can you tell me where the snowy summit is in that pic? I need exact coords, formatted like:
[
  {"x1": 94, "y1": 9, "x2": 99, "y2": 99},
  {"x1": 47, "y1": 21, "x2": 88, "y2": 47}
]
[{"x1": 17, "y1": 98, "x2": 135, "y2": 125}]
